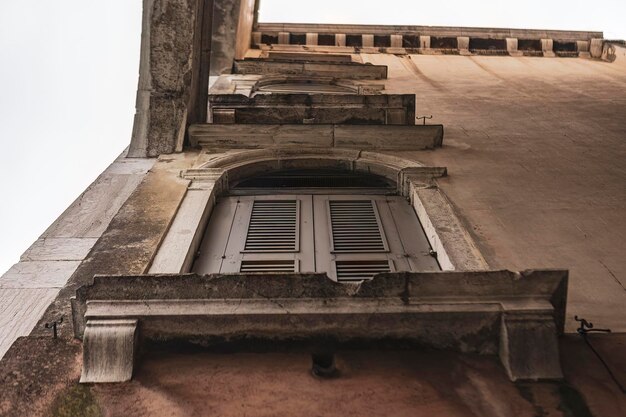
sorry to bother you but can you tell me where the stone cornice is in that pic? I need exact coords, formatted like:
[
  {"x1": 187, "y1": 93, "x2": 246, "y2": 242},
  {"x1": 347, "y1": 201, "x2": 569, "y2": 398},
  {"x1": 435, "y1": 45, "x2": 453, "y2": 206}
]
[{"x1": 188, "y1": 124, "x2": 444, "y2": 150}]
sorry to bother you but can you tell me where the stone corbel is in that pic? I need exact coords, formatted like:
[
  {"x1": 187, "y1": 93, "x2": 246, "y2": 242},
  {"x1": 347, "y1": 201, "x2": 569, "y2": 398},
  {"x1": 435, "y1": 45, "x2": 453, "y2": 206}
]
[
  {"x1": 541, "y1": 39, "x2": 555, "y2": 57},
  {"x1": 577, "y1": 40, "x2": 591, "y2": 58},
  {"x1": 457, "y1": 37, "x2": 470, "y2": 55},
  {"x1": 80, "y1": 319, "x2": 138, "y2": 383},
  {"x1": 419, "y1": 35, "x2": 431, "y2": 51},
  {"x1": 506, "y1": 38, "x2": 523, "y2": 57},
  {"x1": 500, "y1": 312, "x2": 563, "y2": 380}
]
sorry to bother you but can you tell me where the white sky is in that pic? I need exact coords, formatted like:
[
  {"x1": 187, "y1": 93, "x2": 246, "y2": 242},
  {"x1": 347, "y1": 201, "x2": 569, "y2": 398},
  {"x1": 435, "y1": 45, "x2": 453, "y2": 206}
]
[{"x1": 0, "y1": 1, "x2": 624, "y2": 274}]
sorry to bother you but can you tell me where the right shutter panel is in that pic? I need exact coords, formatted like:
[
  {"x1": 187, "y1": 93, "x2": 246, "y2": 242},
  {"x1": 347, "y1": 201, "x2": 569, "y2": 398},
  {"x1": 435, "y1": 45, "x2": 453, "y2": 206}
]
[{"x1": 326, "y1": 198, "x2": 391, "y2": 282}]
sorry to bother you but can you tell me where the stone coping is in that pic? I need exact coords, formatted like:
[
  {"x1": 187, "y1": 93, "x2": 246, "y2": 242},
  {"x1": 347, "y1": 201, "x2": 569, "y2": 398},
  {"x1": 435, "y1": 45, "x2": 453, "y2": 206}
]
[{"x1": 234, "y1": 59, "x2": 388, "y2": 80}]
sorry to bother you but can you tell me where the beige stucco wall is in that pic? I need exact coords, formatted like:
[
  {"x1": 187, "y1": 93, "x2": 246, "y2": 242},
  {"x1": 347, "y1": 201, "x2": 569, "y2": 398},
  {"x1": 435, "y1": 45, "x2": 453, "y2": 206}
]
[{"x1": 365, "y1": 49, "x2": 626, "y2": 331}]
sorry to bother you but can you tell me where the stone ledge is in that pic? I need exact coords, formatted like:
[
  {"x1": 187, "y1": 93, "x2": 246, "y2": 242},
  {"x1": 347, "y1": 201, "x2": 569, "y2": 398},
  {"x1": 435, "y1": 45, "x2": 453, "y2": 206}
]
[
  {"x1": 72, "y1": 270, "x2": 567, "y2": 382},
  {"x1": 188, "y1": 124, "x2": 444, "y2": 150},
  {"x1": 234, "y1": 59, "x2": 388, "y2": 79}
]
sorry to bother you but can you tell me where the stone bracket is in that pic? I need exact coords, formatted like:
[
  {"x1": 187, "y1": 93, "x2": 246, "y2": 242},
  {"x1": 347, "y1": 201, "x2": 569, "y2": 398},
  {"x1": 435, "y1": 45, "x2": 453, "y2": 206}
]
[
  {"x1": 80, "y1": 319, "x2": 138, "y2": 384},
  {"x1": 500, "y1": 313, "x2": 563, "y2": 381}
]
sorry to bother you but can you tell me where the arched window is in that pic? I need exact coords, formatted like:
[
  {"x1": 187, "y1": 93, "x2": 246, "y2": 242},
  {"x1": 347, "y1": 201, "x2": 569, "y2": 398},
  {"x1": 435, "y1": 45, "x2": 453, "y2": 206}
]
[{"x1": 192, "y1": 169, "x2": 440, "y2": 281}]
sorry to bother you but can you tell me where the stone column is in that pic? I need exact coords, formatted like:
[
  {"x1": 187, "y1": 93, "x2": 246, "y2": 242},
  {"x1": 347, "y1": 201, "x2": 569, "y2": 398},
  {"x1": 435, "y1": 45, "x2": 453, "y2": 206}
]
[{"x1": 419, "y1": 35, "x2": 431, "y2": 50}]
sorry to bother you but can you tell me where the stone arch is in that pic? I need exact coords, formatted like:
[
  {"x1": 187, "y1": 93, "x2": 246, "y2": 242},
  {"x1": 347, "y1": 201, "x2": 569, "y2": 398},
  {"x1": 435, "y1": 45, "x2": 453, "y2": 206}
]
[{"x1": 197, "y1": 148, "x2": 423, "y2": 192}]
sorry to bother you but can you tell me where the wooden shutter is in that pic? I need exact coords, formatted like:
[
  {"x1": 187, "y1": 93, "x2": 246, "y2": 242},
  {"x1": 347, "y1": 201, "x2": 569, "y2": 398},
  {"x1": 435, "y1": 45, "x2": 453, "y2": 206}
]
[{"x1": 193, "y1": 194, "x2": 440, "y2": 277}]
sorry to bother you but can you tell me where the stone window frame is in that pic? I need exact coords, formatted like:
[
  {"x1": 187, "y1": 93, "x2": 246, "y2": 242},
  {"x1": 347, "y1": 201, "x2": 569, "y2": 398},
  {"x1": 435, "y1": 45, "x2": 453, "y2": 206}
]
[{"x1": 148, "y1": 148, "x2": 488, "y2": 274}]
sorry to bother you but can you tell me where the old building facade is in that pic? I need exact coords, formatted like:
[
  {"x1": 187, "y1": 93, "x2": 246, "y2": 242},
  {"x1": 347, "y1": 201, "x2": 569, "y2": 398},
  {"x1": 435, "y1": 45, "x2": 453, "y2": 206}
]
[{"x1": 1, "y1": 1, "x2": 625, "y2": 416}]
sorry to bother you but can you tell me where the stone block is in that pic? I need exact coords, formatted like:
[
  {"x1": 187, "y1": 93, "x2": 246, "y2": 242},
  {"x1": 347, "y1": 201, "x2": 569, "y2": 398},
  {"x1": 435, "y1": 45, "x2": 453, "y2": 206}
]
[
  {"x1": 390, "y1": 34, "x2": 403, "y2": 48},
  {"x1": 506, "y1": 37, "x2": 523, "y2": 56},
  {"x1": 335, "y1": 33, "x2": 346, "y2": 47},
  {"x1": 0, "y1": 261, "x2": 81, "y2": 289},
  {"x1": 541, "y1": 38, "x2": 555, "y2": 57},
  {"x1": 577, "y1": 40, "x2": 591, "y2": 58},
  {"x1": 457, "y1": 36, "x2": 470, "y2": 54},
  {"x1": 278, "y1": 32, "x2": 290, "y2": 45},
  {"x1": 212, "y1": 108, "x2": 236, "y2": 124},
  {"x1": 590, "y1": 38, "x2": 604, "y2": 58},
  {"x1": 252, "y1": 31, "x2": 262, "y2": 46},
  {"x1": 419, "y1": 35, "x2": 431, "y2": 49},
  {"x1": 80, "y1": 319, "x2": 138, "y2": 383},
  {"x1": 20, "y1": 238, "x2": 98, "y2": 262},
  {"x1": 362, "y1": 34, "x2": 374, "y2": 48},
  {"x1": 306, "y1": 33, "x2": 318, "y2": 46}
]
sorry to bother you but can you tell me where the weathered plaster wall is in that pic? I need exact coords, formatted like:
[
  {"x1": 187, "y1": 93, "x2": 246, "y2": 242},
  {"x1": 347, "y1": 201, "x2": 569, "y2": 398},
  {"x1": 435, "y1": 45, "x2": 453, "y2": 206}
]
[
  {"x1": 363, "y1": 50, "x2": 626, "y2": 331},
  {"x1": 85, "y1": 349, "x2": 608, "y2": 417},
  {"x1": 0, "y1": 154, "x2": 200, "y2": 416}
]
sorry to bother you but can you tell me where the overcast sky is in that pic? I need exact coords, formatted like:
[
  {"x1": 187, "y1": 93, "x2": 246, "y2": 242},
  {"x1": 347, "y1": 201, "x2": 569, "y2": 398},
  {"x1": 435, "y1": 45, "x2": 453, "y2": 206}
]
[{"x1": 0, "y1": 1, "x2": 625, "y2": 275}]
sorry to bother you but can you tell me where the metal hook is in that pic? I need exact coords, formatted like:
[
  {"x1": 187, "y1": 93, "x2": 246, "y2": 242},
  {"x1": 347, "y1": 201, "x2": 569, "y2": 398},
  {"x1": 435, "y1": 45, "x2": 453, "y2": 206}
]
[
  {"x1": 416, "y1": 115, "x2": 433, "y2": 125},
  {"x1": 574, "y1": 315, "x2": 611, "y2": 335},
  {"x1": 44, "y1": 316, "x2": 64, "y2": 339}
]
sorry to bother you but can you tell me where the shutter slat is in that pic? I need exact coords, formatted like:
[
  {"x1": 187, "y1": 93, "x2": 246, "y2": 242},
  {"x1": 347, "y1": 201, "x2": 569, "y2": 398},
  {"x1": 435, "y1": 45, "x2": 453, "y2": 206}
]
[{"x1": 329, "y1": 200, "x2": 386, "y2": 252}]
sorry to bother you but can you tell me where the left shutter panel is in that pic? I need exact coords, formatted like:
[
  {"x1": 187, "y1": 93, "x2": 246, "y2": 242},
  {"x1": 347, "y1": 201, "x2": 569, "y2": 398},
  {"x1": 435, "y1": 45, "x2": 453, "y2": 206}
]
[
  {"x1": 237, "y1": 197, "x2": 304, "y2": 273},
  {"x1": 243, "y1": 200, "x2": 300, "y2": 252}
]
